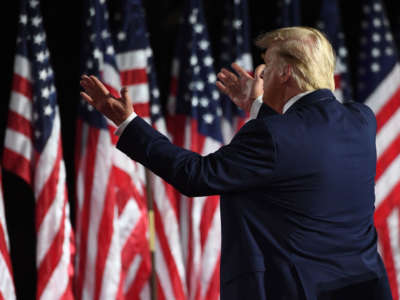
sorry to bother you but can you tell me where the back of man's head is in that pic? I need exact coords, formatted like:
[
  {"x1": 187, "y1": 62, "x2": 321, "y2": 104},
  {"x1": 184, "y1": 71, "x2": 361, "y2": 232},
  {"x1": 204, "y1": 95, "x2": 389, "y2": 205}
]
[{"x1": 255, "y1": 27, "x2": 335, "y2": 92}]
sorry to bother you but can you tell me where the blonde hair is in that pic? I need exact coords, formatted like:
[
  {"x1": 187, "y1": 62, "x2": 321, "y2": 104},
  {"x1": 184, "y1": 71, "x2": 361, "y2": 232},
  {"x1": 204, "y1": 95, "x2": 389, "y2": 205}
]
[{"x1": 255, "y1": 26, "x2": 335, "y2": 92}]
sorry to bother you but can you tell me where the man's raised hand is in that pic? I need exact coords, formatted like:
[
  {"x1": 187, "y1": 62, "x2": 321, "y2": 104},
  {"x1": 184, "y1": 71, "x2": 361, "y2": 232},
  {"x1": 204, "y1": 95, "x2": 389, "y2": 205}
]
[
  {"x1": 80, "y1": 75, "x2": 133, "y2": 126},
  {"x1": 216, "y1": 63, "x2": 265, "y2": 112}
]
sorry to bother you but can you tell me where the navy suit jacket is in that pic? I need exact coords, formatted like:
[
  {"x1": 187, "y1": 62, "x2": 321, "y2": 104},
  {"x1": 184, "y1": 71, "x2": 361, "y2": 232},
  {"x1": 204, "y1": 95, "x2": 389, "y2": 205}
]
[{"x1": 117, "y1": 89, "x2": 392, "y2": 300}]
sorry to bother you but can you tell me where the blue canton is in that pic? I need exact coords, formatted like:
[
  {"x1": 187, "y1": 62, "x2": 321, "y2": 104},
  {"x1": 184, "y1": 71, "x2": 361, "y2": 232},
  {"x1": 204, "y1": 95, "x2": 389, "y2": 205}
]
[
  {"x1": 17, "y1": 0, "x2": 57, "y2": 152},
  {"x1": 356, "y1": 0, "x2": 399, "y2": 102},
  {"x1": 172, "y1": 0, "x2": 223, "y2": 143}
]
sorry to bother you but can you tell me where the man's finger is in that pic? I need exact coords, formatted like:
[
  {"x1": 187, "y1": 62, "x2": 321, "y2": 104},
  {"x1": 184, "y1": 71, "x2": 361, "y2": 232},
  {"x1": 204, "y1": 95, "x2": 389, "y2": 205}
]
[
  {"x1": 80, "y1": 91, "x2": 95, "y2": 105},
  {"x1": 90, "y1": 75, "x2": 110, "y2": 95},
  {"x1": 216, "y1": 81, "x2": 232, "y2": 96},
  {"x1": 120, "y1": 87, "x2": 130, "y2": 105},
  {"x1": 232, "y1": 63, "x2": 253, "y2": 79},
  {"x1": 81, "y1": 75, "x2": 97, "y2": 89},
  {"x1": 254, "y1": 64, "x2": 266, "y2": 79},
  {"x1": 220, "y1": 68, "x2": 238, "y2": 82}
]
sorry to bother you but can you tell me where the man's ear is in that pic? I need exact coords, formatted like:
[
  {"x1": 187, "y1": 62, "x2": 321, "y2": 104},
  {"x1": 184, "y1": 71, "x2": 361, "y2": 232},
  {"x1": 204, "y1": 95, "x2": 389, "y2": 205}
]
[{"x1": 280, "y1": 65, "x2": 292, "y2": 83}]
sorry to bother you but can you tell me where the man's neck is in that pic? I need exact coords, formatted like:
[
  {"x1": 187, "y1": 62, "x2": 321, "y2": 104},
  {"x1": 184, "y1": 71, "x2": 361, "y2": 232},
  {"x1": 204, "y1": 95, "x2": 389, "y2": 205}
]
[{"x1": 263, "y1": 88, "x2": 306, "y2": 114}]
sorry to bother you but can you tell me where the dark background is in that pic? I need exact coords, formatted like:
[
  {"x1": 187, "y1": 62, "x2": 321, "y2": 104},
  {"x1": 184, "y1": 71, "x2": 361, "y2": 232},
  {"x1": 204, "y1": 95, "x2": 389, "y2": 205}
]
[{"x1": 2, "y1": 0, "x2": 400, "y2": 299}]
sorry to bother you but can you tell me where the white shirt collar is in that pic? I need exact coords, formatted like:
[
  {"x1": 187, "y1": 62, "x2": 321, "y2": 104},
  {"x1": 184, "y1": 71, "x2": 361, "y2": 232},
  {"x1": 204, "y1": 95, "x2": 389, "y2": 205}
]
[{"x1": 282, "y1": 91, "x2": 313, "y2": 114}]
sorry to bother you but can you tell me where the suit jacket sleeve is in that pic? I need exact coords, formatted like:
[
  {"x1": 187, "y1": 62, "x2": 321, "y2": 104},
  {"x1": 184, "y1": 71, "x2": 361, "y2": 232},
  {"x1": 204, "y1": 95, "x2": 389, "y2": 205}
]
[{"x1": 116, "y1": 116, "x2": 277, "y2": 197}]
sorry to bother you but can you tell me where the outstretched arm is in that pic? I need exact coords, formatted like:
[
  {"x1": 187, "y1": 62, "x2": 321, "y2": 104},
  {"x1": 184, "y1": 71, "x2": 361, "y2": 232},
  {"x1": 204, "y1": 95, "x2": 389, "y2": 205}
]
[{"x1": 216, "y1": 63, "x2": 265, "y2": 112}]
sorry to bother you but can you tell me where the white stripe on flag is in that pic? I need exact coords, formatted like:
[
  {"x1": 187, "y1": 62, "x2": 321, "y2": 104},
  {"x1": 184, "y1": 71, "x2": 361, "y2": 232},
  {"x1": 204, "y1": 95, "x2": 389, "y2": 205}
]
[
  {"x1": 82, "y1": 130, "x2": 114, "y2": 300},
  {"x1": 366, "y1": 64, "x2": 400, "y2": 114},
  {"x1": 36, "y1": 152, "x2": 66, "y2": 266},
  {"x1": 127, "y1": 84, "x2": 150, "y2": 104},
  {"x1": 40, "y1": 200, "x2": 71, "y2": 300},
  {"x1": 375, "y1": 154, "x2": 400, "y2": 208},
  {"x1": 116, "y1": 50, "x2": 148, "y2": 71},
  {"x1": 376, "y1": 106, "x2": 400, "y2": 158},
  {"x1": 124, "y1": 255, "x2": 141, "y2": 294},
  {"x1": 14, "y1": 55, "x2": 32, "y2": 80},
  {"x1": 0, "y1": 251, "x2": 16, "y2": 300},
  {"x1": 9, "y1": 91, "x2": 33, "y2": 121},
  {"x1": 153, "y1": 176, "x2": 186, "y2": 281},
  {"x1": 4, "y1": 128, "x2": 33, "y2": 161},
  {"x1": 103, "y1": 63, "x2": 121, "y2": 92},
  {"x1": 155, "y1": 236, "x2": 175, "y2": 300},
  {"x1": 99, "y1": 206, "x2": 121, "y2": 300},
  {"x1": 388, "y1": 208, "x2": 400, "y2": 296},
  {"x1": 200, "y1": 204, "x2": 221, "y2": 297},
  {"x1": 119, "y1": 199, "x2": 141, "y2": 248},
  {"x1": 34, "y1": 110, "x2": 61, "y2": 199}
]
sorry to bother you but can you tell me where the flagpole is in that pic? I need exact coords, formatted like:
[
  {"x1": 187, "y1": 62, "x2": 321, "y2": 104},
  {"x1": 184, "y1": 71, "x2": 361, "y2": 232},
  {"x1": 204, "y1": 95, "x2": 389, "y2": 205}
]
[{"x1": 145, "y1": 168, "x2": 157, "y2": 300}]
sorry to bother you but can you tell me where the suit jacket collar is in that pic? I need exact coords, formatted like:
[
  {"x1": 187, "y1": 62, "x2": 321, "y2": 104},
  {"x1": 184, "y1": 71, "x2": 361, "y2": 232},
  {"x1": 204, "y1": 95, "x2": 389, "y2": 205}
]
[
  {"x1": 257, "y1": 89, "x2": 335, "y2": 119},
  {"x1": 285, "y1": 89, "x2": 335, "y2": 114}
]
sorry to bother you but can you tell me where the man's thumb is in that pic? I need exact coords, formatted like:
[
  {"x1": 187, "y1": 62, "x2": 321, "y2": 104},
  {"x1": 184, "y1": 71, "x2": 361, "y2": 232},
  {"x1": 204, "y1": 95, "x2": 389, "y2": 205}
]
[{"x1": 120, "y1": 87, "x2": 130, "y2": 103}]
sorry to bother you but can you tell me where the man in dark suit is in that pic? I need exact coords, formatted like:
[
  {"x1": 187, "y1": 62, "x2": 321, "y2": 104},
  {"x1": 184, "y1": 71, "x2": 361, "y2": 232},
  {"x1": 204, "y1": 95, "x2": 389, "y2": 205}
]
[{"x1": 80, "y1": 27, "x2": 392, "y2": 300}]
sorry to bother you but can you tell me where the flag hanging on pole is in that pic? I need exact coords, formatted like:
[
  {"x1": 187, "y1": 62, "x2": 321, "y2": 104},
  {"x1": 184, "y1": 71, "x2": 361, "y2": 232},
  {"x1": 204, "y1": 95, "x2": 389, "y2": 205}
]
[
  {"x1": 356, "y1": 0, "x2": 400, "y2": 298},
  {"x1": 219, "y1": 0, "x2": 253, "y2": 144},
  {"x1": 75, "y1": 0, "x2": 150, "y2": 299},
  {"x1": 3, "y1": 0, "x2": 75, "y2": 299},
  {"x1": 316, "y1": 0, "x2": 353, "y2": 102},
  {"x1": 0, "y1": 168, "x2": 17, "y2": 300},
  {"x1": 110, "y1": 0, "x2": 188, "y2": 299},
  {"x1": 168, "y1": 0, "x2": 223, "y2": 299}
]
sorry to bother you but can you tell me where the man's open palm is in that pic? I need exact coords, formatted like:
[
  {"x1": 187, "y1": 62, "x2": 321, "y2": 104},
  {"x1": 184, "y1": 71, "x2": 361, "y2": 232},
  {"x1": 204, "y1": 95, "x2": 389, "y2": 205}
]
[
  {"x1": 216, "y1": 63, "x2": 264, "y2": 112},
  {"x1": 80, "y1": 75, "x2": 133, "y2": 126}
]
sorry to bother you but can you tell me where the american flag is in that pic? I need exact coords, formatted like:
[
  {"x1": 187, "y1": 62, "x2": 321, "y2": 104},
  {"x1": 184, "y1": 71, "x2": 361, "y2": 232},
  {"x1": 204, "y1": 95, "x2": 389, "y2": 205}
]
[
  {"x1": 167, "y1": 0, "x2": 223, "y2": 299},
  {"x1": 356, "y1": 0, "x2": 400, "y2": 298},
  {"x1": 316, "y1": 0, "x2": 353, "y2": 102},
  {"x1": 75, "y1": 0, "x2": 150, "y2": 299},
  {"x1": 0, "y1": 168, "x2": 16, "y2": 300},
  {"x1": 2, "y1": 0, "x2": 75, "y2": 299},
  {"x1": 219, "y1": 0, "x2": 253, "y2": 144},
  {"x1": 276, "y1": 0, "x2": 301, "y2": 27},
  {"x1": 111, "y1": 0, "x2": 186, "y2": 299}
]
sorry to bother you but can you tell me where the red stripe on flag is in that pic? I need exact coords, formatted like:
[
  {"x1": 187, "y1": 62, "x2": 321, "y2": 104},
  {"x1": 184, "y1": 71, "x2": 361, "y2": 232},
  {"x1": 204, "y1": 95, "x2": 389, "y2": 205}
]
[
  {"x1": 376, "y1": 88, "x2": 400, "y2": 133},
  {"x1": 167, "y1": 115, "x2": 186, "y2": 148},
  {"x1": 74, "y1": 120, "x2": 83, "y2": 176},
  {"x1": 186, "y1": 198, "x2": 194, "y2": 293},
  {"x1": 133, "y1": 103, "x2": 150, "y2": 118},
  {"x1": 94, "y1": 168, "x2": 116, "y2": 300},
  {"x1": 204, "y1": 256, "x2": 220, "y2": 300},
  {"x1": 2, "y1": 148, "x2": 32, "y2": 185},
  {"x1": 170, "y1": 77, "x2": 178, "y2": 97},
  {"x1": 374, "y1": 181, "x2": 400, "y2": 227},
  {"x1": 76, "y1": 128, "x2": 100, "y2": 300},
  {"x1": 36, "y1": 199, "x2": 66, "y2": 299},
  {"x1": 121, "y1": 216, "x2": 149, "y2": 273},
  {"x1": 7, "y1": 111, "x2": 33, "y2": 138},
  {"x1": 12, "y1": 74, "x2": 33, "y2": 100},
  {"x1": 35, "y1": 140, "x2": 62, "y2": 232},
  {"x1": 200, "y1": 196, "x2": 219, "y2": 250},
  {"x1": 114, "y1": 166, "x2": 144, "y2": 214},
  {"x1": 60, "y1": 279, "x2": 74, "y2": 300},
  {"x1": 154, "y1": 203, "x2": 186, "y2": 300},
  {"x1": 154, "y1": 179, "x2": 180, "y2": 223},
  {"x1": 156, "y1": 275, "x2": 167, "y2": 300},
  {"x1": 125, "y1": 260, "x2": 150, "y2": 300},
  {"x1": 376, "y1": 223, "x2": 399, "y2": 300},
  {"x1": 190, "y1": 119, "x2": 206, "y2": 154},
  {"x1": 334, "y1": 74, "x2": 341, "y2": 90},
  {"x1": 376, "y1": 133, "x2": 400, "y2": 181},
  {"x1": 0, "y1": 224, "x2": 13, "y2": 279},
  {"x1": 120, "y1": 68, "x2": 148, "y2": 86}
]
